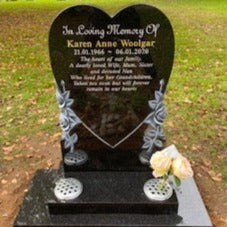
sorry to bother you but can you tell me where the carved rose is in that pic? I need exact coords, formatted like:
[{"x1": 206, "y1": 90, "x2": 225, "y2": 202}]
[
  {"x1": 59, "y1": 113, "x2": 70, "y2": 132},
  {"x1": 153, "y1": 102, "x2": 166, "y2": 125}
]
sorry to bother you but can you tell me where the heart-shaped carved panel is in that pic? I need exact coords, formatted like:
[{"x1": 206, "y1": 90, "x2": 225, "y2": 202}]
[{"x1": 49, "y1": 4, "x2": 174, "y2": 148}]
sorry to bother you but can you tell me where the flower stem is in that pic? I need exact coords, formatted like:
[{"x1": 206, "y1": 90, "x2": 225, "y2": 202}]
[{"x1": 158, "y1": 174, "x2": 168, "y2": 191}]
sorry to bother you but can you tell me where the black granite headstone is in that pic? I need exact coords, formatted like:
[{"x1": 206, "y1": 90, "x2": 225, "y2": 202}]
[
  {"x1": 49, "y1": 4, "x2": 174, "y2": 172},
  {"x1": 49, "y1": 4, "x2": 174, "y2": 152},
  {"x1": 14, "y1": 4, "x2": 212, "y2": 227}
]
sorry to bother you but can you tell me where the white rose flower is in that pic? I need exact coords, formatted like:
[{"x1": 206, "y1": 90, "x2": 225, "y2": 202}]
[
  {"x1": 172, "y1": 156, "x2": 193, "y2": 179},
  {"x1": 150, "y1": 151, "x2": 172, "y2": 177}
]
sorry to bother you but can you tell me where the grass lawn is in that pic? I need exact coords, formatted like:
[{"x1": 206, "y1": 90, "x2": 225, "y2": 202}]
[{"x1": 0, "y1": 0, "x2": 226, "y2": 226}]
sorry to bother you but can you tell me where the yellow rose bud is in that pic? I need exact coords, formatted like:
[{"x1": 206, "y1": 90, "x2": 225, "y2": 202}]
[
  {"x1": 172, "y1": 156, "x2": 193, "y2": 179},
  {"x1": 150, "y1": 151, "x2": 172, "y2": 177}
]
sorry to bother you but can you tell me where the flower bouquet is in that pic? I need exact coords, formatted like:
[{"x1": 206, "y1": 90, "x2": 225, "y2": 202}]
[{"x1": 144, "y1": 144, "x2": 193, "y2": 201}]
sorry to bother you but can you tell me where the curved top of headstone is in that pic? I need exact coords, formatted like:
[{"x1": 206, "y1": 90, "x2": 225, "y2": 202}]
[{"x1": 49, "y1": 4, "x2": 174, "y2": 149}]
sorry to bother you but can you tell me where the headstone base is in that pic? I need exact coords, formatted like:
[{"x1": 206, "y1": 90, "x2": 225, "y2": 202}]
[{"x1": 14, "y1": 169, "x2": 212, "y2": 227}]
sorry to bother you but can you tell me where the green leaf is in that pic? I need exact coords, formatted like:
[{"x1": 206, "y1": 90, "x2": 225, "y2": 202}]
[
  {"x1": 173, "y1": 175, "x2": 181, "y2": 187},
  {"x1": 163, "y1": 173, "x2": 168, "y2": 181}
]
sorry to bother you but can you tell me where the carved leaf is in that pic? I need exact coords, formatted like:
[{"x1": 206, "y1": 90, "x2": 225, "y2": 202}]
[
  {"x1": 63, "y1": 133, "x2": 78, "y2": 149},
  {"x1": 154, "y1": 139, "x2": 163, "y2": 148},
  {"x1": 148, "y1": 100, "x2": 157, "y2": 109},
  {"x1": 56, "y1": 87, "x2": 63, "y2": 100},
  {"x1": 144, "y1": 112, "x2": 156, "y2": 127},
  {"x1": 142, "y1": 140, "x2": 151, "y2": 149},
  {"x1": 64, "y1": 134, "x2": 72, "y2": 149},
  {"x1": 65, "y1": 98, "x2": 74, "y2": 107},
  {"x1": 56, "y1": 88, "x2": 65, "y2": 108},
  {"x1": 64, "y1": 140, "x2": 71, "y2": 149},
  {"x1": 157, "y1": 127, "x2": 165, "y2": 140},
  {"x1": 63, "y1": 90, "x2": 70, "y2": 100},
  {"x1": 71, "y1": 133, "x2": 78, "y2": 144},
  {"x1": 155, "y1": 90, "x2": 163, "y2": 101}
]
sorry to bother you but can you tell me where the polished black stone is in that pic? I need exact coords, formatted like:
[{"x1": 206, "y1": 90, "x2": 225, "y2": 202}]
[
  {"x1": 48, "y1": 171, "x2": 178, "y2": 216},
  {"x1": 62, "y1": 148, "x2": 150, "y2": 172},
  {"x1": 14, "y1": 170, "x2": 212, "y2": 226},
  {"x1": 49, "y1": 4, "x2": 174, "y2": 151}
]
